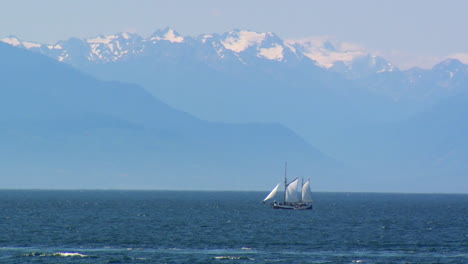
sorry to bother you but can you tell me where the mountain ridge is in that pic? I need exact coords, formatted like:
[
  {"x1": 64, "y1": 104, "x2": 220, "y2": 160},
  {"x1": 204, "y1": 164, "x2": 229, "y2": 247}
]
[{"x1": 1, "y1": 29, "x2": 393, "y2": 75}]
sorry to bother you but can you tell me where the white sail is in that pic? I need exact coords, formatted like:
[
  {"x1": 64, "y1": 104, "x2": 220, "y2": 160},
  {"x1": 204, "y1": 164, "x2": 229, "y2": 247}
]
[
  {"x1": 302, "y1": 179, "x2": 313, "y2": 202},
  {"x1": 263, "y1": 183, "x2": 280, "y2": 201},
  {"x1": 285, "y1": 178, "x2": 300, "y2": 203}
]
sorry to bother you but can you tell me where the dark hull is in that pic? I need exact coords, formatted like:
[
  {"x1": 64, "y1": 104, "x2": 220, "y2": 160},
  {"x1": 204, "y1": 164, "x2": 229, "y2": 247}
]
[{"x1": 273, "y1": 202, "x2": 313, "y2": 210}]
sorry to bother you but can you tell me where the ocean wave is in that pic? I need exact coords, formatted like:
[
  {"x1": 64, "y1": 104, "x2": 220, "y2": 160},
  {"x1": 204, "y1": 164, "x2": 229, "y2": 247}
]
[
  {"x1": 52, "y1": 252, "x2": 88, "y2": 257},
  {"x1": 22, "y1": 251, "x2": 89, "y2": 258},
  {"x1": 214, "y1": 256, "x2": 255, "y2": 260}
]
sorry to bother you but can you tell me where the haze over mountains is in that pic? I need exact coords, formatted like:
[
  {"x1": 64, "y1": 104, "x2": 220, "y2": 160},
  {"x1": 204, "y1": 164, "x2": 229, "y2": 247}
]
[
  {"x1": 1, "y1": 28, "x2": 467, "y2": 192},
  {"x1": 0, "y1": 42, "x2": 336, "y2": 190}
]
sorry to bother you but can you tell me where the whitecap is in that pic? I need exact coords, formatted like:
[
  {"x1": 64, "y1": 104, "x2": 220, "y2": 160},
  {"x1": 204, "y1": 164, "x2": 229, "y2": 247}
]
[
  {"x1": 52, "y1": 252, "x2": 88, "y2": 257},
  {"x1": 214, "y1": 256, "x2": 254, "y2": 260}
]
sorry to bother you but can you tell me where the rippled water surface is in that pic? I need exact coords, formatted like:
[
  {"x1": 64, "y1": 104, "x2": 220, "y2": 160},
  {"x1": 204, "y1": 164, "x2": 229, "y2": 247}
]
[{"x1": 0, "y1": 191, "x2": 467, "y2": 263}]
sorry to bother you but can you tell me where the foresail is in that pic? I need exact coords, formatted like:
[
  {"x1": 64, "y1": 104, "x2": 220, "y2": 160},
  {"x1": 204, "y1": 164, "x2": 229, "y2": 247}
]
[
  {"x1": 263, "y1": 183, "x2": 280, "y2": 201},
  {"x1": 285, "y1": 178, "x2": 300, "y2": 203},
  {"x1": 302, "y1": 179, "x2": 313, "y2": 202}
]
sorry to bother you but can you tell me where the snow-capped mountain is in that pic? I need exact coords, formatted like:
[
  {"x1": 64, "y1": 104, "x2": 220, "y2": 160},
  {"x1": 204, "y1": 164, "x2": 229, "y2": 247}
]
[
  {"x1": 2, "y1": 28, "x2": 400, "y2": 77},
  {"x1": 216, "y1": 30, "x2": 303, "y2": 63},
  {"x1": 288, "y1": 37, "x2": 366, "y2": 68},
  {"x1": 329, "y1": 54, "x2": 397, "y2": 79},
  {"x1": 2, "y1": 28, "x2": 467, "y2": 103},
  {"x1": 289, "y1": 37, "x2": 398, "y2": 78},
  {"x1": 1, "y1": 28, "x2": 309, "y2": 66},
  {"x1": 0, "y1": 35, "x2": 42, "y2": 49},
  {"x1": 149, "y1": 28, "x2": 185, "y2": 43}
]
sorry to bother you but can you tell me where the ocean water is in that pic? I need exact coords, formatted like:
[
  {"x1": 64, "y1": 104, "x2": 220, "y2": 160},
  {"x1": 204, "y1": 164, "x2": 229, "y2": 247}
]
[{"x1": 0, "y1": 191, "x2": 466, "y2": 263}]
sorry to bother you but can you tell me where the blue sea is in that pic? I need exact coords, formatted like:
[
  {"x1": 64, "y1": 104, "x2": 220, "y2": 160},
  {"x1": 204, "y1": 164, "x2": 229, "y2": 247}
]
[{"x1": 0, "y1": 191, "x2": 466, "y2": 263}]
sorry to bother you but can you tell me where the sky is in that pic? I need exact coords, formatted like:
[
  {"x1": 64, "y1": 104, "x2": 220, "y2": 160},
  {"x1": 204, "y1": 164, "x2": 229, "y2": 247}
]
[{"x1": 1, "y1": 0, "x2": 468, "y2": 68}]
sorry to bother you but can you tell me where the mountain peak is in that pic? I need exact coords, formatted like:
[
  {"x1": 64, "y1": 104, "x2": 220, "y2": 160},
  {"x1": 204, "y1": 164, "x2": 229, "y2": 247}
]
[
  {"x1": 221, "y1": 30, "x2": 268, "y2": 53},
  {"x1": 85, "y1": 32, "x2": 141, "y2": 44},
  {"x1": 1, "y1": 35, "x2": 42, "y2": 49},
  {"x1": 218, "y1": 29, "x2": 294, "y2": 62},
  {"x1": 1, "y1": 35, "x2": 22, "y2": 46},
  {"x1": 118, "y1": 32, "x2": 133, "y2": 40},
  {"x1": 431, "y1": 58, "x2": 468, "y2": 81},
  {"x1": 86, "y1": 34, "x2": 117, "y2": 44},
  {"x1": 288, "y1": 37, "x2": 367, "y2": 68},
  {"x1": 149, "y1": 28, "x2": 184, "y2": 43},
  {"x1": 433, "y1": 58, "x2": 465, "y2": 70}
]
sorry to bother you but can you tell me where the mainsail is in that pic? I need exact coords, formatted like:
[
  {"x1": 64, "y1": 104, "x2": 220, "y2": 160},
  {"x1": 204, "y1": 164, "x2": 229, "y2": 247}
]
[
  {"x1": 285, "y1": 178, "x2": 300, "y2": 203},
  {"x1": 302, "y1": 179, "x2": 313, "y2": 202},
  {"x1": 263, "y1": 183, "x2": 280, "y2": 202}
]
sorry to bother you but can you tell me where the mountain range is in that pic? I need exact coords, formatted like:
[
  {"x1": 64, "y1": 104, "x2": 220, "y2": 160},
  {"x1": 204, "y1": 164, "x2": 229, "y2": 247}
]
[
  {"x1": 3, "y1": 28, "x2": 466, "y2": 107},
  {"x1": 1, "y1": 29, "x2": 396, "y2": 77},
  {"x1": 0, "y1": 41, "x2": 340, "y2": 190},
  {"x1": 1, "y1": 29, "x2": 467, "y2": 192}
]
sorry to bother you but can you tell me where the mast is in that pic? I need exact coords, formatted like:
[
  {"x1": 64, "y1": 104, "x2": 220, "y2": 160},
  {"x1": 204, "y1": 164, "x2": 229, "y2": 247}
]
[
  {"x1": 301, "y1": 178, "x2": 304, "y2": 202},
  {"x1": 283, "y1": 162, "x2": 287, "y2": 203}
]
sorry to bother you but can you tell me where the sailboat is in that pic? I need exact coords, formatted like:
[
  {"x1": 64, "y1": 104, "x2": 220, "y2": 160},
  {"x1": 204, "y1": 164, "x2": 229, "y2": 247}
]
[{"x1": 262, "y1": 164, "x2": 313, "y2": 210}]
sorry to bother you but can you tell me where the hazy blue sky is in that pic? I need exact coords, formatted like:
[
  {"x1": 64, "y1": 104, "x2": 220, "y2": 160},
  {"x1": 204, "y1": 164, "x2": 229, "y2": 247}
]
[{"x1": 1, "y1": 0, "x2": 468, "y2": 68}]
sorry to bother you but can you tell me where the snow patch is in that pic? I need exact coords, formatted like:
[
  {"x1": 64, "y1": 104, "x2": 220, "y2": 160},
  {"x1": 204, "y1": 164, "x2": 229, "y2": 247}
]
[
  {"x1": 288, "y1": 37, "x2": 366, "y2": 68},
  {"x1": 22, "y1": 41, "x2": 41, "y2": 49},
  {"x1": 164, "y1": 29, "x2": 184, "y2": 43},
  {"x1": 284, "y1": 42, "x2": 297, "y2": 54},
  {"x1": 1, "y1": 37, "x2": 22, "y2": 46},
  {"x1": 108, "y1": 43, "x2": 115, "y2": 52},
  {"x1": 201, "y1": 34, "x2": 213, "y2": 43},
  {"x1": 87, "y1": 35, "x2": 118, "y2": 44},
  {"x1": 305, "y1": 50, "x2": 365, "y2": 68},
  {"x1": 222, "y1": 31, "x2": 266, "y2": 53},
  {"x1": 212, "y1": 42, "x2": 225, "y2": 58},
  {"x1": 89, "y1": 43, "x2": 105, "y2": 60},
  {"x1": 121, "y1": 32, "x2": 131, "y2": 39},
  {"x1": 47, "y1": 44, "x2": 63, "y2": 50},
  {"x1": 149, "y1": 29, "x2": 184, "y2": 43},
  {"x1": 0, "y1": 37, "x2": 41, "y2": 49},
  {"x1": 259, "y1": 44, "x2": 284, "y2": 61}
]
